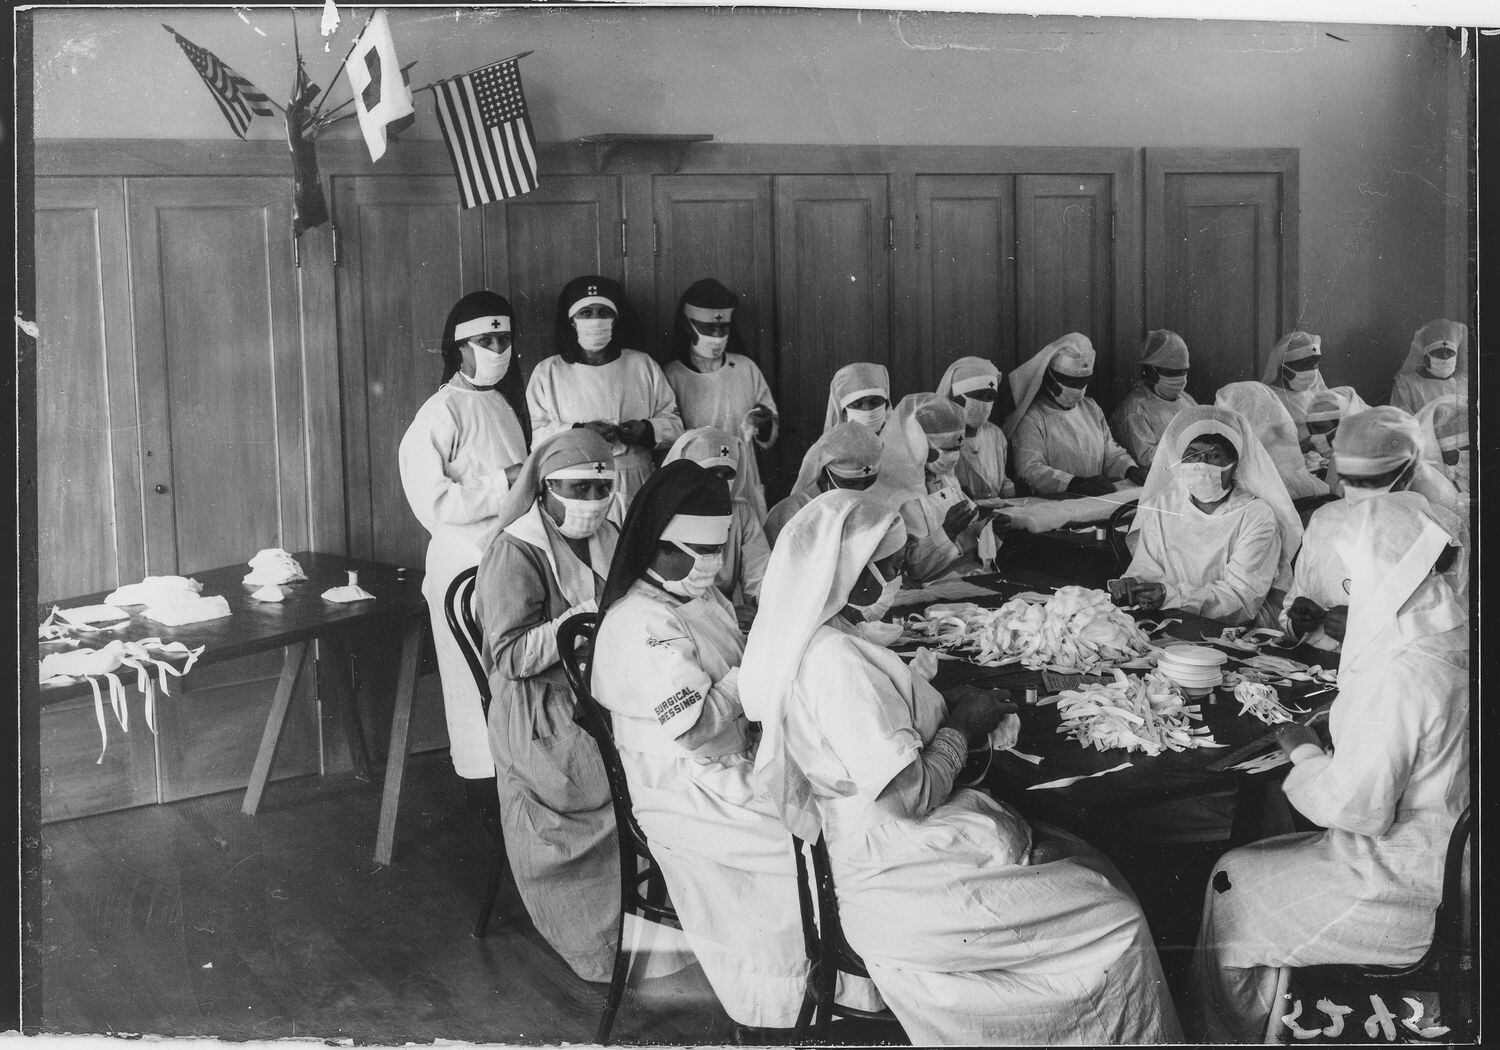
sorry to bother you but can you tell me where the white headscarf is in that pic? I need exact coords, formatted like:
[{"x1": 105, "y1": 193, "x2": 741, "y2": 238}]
[
  {"x1": 1414, "y1": 393, "x2": 1469, "y2": 459},
  {"x1": 741, "y1": 490, "x2": 906, "y2": 841},
  {"x1": 664, "y1": 426, "x2": 756, "y2": 508},
  {"x1": 935, "y1": 356, "x2": 1002, "y2": 400},
  {"x1": 1330, "y1": 406, "x2": 1422, "y2": 477},
  {"x1": 823, "y1": 362, "x2": 891, "y2": 433},
  {"x1": 1339, "y1": 491, "x2": 1465, "y2": 669},
  {"x1": 1400, "y1": 318, "x2": 1468, "y2": 378},
  {"x1": 1140, "y1": 329, "x2": 1190, "y2": 370},
  {"x1": 1213, "y1": 381, "x2": 1327, "y2": 499},
  {"x1": 1133, "y1": 405, "x2": 1302, "y2": 587},
  {"x1": 879, "y1": 392, "x2": 966, "y2": 503},
  {"x1": 789, "y1": 421, "x2": 883, "y2": 500},
  {"x1": 1260, "y1": 330, "x2": 1325, "y2": 388},
  {"x1": 1001, "y1": 333, "x2": 1096, "y2": 439}
]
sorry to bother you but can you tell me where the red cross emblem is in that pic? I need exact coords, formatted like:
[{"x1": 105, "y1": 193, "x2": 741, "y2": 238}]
[
  {"x1": 587, "y1": 285, "x2": 599, "y2": 296},
  {"x1": 490, "y1": 318, "x2": 505, "y2": 330},
  {"x1": 591, "y1": 462, "x2": 607, "y2": 474},
  {"x1": 719, "y1": 445, "x2": 731, "y2": 458}
]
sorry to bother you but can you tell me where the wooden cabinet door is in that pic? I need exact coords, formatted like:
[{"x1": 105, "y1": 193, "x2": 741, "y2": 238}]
[
  {"x1": 1146, "y1": 150, "x2": 1297, "y2": 402},
  {"x1": 771, "y1": 174, "x2": 891, "y2": 496},
  {"x1": 332, "y1": 175, "x2": 484, "y2": 567},
  {"x1": 127, "y1": 177, "x2": 309, "y2": 576},
  {"x1": 481, "y1": 176, "x2": 623, "y2": 368},
  {"x1": 914, "y1": 174, "x2": 1016, "y2": 391},
  {"x1": 34, "y1": 177, "x2": 146, "y2": 602},
  {"x1": 651, "y1": 175, "x2": 775, "y2": 363},
  {"x1": 1016, "y1": 174, "x2": 1116, "y2": 396}
]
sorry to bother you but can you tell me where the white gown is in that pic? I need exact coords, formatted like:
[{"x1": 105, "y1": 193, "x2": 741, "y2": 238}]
[
  {"x1": 1109, "y1": 382, "x2": 1197, "y2": 468},
  {"x1": 899, "y1": 474, "x2": 986, "y2": 582},
  {"x1": 1279, "y1": 499, "x2": 1355, "y2": 651},
  {"x1": 526, "y1": 350, "x2": 684, "y2": 510},
  {"x1": 666, "y1": 354, "x2": 779, "y2": 524},
  {"x1": 1125, "y1": 486, "x2": 1283, "y2": 626},
  {"x1": 783, "y1": 619, "x2": 1182, "y2": 1046},
  {"x1": 1010, "y1": 398, "x2": 1135, "y2": 495},
  {"x1": 397, "y1": 378, "x2": 528, "y2": 779},
  {"x1": 955, "y1": 422, "x2": 1015, "y2": 499},
  {"x1": 1390, "y1": 372, "x2": 1459, "y2": 415}
]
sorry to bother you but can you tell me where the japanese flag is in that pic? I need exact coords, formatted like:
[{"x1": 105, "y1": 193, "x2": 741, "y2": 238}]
[{"x1": 345, "y1": 10, "x2": 415, "y2": 161}]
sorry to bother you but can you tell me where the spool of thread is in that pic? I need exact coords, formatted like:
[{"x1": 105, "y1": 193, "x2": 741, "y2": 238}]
[
  {"x1": 1024, "y1": 686, "x2": 1039, "y2": 705},
  {"x1": 395, "y1": 567, "x2": 408, "y2": 580},
  {"x1": 1094, "y1": 526, "x2": 1108, "y2": 542},
  {"x1": 346, "y1": 569, "x2": 359, "y2": 587}
]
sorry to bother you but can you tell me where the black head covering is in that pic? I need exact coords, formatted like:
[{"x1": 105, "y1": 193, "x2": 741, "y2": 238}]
[
  {"x1": 441, "y1": 289, "x2": 531, "y2": 447},
  {"x1": 597, "y1": 460, "x2": 733, "y2": 616},
  {"x1": 554, "y1": 274, "x2": 631, "y2": 365},
  {"x1": 671, "y1": 277, "x2": 749, "y2": 366}
]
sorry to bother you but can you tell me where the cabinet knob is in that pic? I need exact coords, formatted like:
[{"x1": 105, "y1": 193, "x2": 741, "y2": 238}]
[{"x1": 154, "y1": 484, "x2": 168, "y2": 495}]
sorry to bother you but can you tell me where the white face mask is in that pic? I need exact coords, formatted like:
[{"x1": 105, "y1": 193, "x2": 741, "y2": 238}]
[
  {"x1": 574, "y1": 317, "x2": 614, "y2": 353},
  {"x1": 1050, "y1": 383, "x2": 1086, "y2": 409},
  {"x1": 927, "y1": 449, "x2": 960, "y2": 477},
  {"x1": 691, "y1": 333, "x2": 729, "y2": 362},
  {"x1": 1283, "y1": 366, "x2": 1319, "y2": 392},
  {"x1": 467, "y1": 344, "x2": 512, "y2": 386},
  {"x1": 1425, "y1": 353, "x2": 1457, "y2": 379},
  {"x1": 845, "y1": 404, "x2": 888, "y2": 432},
  {"x1": 1177, "y1": 460, "x2": 1230, "y2": 503},
  {"x1": 850, "y1": 562, "x2": 902, "y2": 623},
  {"x1": 1153, "y1": 375, "x2": 1188, "y2": 401},
  {"x1": 961, "y1": 396, "x2": 992, "y2": 429},
  {"x1": 649, "y1": 540, "x2": 724, "y2": 599},
  {"x1": 549, "y1": 492, "x2": 613, "y2": 539}
]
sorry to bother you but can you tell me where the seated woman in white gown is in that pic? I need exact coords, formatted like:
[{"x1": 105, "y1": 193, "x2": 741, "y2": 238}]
[
  {"x1": 1213, "y1": 381, "x2": 1329, "y2": 505},
  {"x1": 662, "y1": 426, "x2": 771, "y2": 608},
  {"x1": 823, "y1": 361, "x2": 892, "y2": 436},
  {"x1": 1192, "y1": 493, "x2": 1469, "y2": 1043},
  {"x1": 740, "y1": 490, "x2": 1183, "y2": 1046},
  {"x1": 1389, "y1": 318, "x2": 1467, "y2": 415},
  {"x1": 1113, "y1": 406, "x2": 1302, "y2": 627},
  {"x1": 1258, "y1": 330, "x2": 1369, "y2": 445},
  {"x1": 589, "y1": 460, "x2": 878, "y2": 1037},
  {"x1": 1108, "y1": 329, "x2": 1197, "y2": 469},
  {"x1": 764, "y1": 421, "x2": 882, "y2": 547},
  {"x1": 934, "y1": 356, "x2": 1014, "y2": 499}
]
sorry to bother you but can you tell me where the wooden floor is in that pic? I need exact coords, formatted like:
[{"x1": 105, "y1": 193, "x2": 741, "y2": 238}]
[{"x1": 32, "y1": 753, "x2": 1226, "y2": 1043}]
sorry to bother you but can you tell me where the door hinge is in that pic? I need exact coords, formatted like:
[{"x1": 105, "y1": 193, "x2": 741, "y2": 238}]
[
  {"x1": 1278, "y1": 212, "x2": 1284, "y2": 239},
  {"x1": 887, "y1": 216, "x2": 895, "y2": 252},
  {"x1": 914, "y1": 213, "x2": 920, "y2": 251},
  {"x1": 653, "y1": 220, "x2": 660, "y2": 257},
  {"x1": 620, "y1": 220, "x2": 628, "y2": 259},
  {"x1": 331, "y1": 223, "x2": 340, "y2": 267},
  {"x1": 292, "y1": 229, "x2": 301, "y2": 269},
  {"x1": 1110, "y1": 213, "x2": 1117, "y2": 242}
]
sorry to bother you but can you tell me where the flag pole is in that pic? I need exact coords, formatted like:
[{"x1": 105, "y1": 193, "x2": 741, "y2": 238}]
[
  {"x1": 312, "y1": 60, "x2": 416, "y2": 130},
  {"x1": 308, "y1": 8, "x2": 373, "y2": 121},
  {"x1": 406, "y1": 50, "x2": 533, "y2": 98}
]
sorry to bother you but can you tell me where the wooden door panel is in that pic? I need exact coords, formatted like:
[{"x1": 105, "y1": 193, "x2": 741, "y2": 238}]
[
  {"x1": 915, "y1": 175, "x2": 1015, "y2": 390},
  {"x1": 35, "y1": 178, "x2": 144, "y2": 601},
  {"x1": 652, "y1": 175, "x2": 775, "y2": 367},
  {"x1": 126, "y1": 178, "x2": 308, "y2": 576},
  {"x1": 333, "y1": 175, "x2": 483, "y2": 566},
  {"x1": 772, "y1": 174, "x2": 890, "y2": 494},
  {"x1": 482, "y1": 177, "x2": 622, "y2": 368},
  {"x1": 1016, "y1": 174, "x2": 1114, "y2": 396}
]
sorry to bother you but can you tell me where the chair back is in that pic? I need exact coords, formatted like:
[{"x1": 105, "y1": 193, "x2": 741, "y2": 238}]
[
  {"x1": 1106, "y1": 497, "x2": 1138, "y2": 570},
  {"x1": 443, "y1": 566, "x2": 491, "y2": 711},
  {"x1": 794, "y1": 834, "x2": 872, "y2": 982},
  {"x1": 1433, "y1": 804, "x2": 1473, "y2": 954}
]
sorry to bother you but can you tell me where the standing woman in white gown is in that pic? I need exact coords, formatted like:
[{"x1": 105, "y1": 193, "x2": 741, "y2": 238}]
[{"x1": 398, "y1": 290, "x2": 530, "y2": 793}]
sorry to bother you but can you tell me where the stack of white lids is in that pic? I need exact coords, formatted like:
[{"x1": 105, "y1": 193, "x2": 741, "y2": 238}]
[{"x1": 1156, "y1": 645, "x2": 1228, "y2": 691}]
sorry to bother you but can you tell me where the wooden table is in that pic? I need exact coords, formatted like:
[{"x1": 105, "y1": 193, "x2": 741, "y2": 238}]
[
  {"x1": 39, "y1": 553, "x2": 431, "y2": 865},
  {"x1": 894, "y1": 572, "x2": 1336, "y2": 846}
]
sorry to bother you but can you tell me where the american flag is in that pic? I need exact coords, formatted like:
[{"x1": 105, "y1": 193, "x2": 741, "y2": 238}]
[
  {"x1": 163, "y1": 25, "x2": 274, "y2": 140},
  {"x1": 432, "y1": 59, "x2": 539, "y2": 209}
]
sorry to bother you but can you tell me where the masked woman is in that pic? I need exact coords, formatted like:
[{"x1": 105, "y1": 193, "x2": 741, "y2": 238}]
[
  {"x1": 1414, "y1": 393, "x2": 1470, "y2": 495},
  {"x1": 1114, "y1": 406, "x2": 1302, "y2": 627},
  {"x1": 823, "y1": 361, "x2": 892, "y2": 436},
  {"x1": 1192, "y1": 493, "x2": 1469, "y2": 1043},
  {"x1": 526, "y1": 275, "x2": 683, "y2": 510},
  {"x1": 1259, "y1": 330, "x2": 1369, "y2": 443},
  {"x1": 1004, "y1": 334, "x2": 1145, "y2": 496},
  {"x1": 1109, "y1": 329, "x2": 1197, "y2": 468},
  {"x1": 590, "y1": 461, "x2": 877, "y2": 1034},
  {"x1": 399, "y1": 290, "x2": 530, "y2": 789},
  {"x1": 764, "y1": 421, "x2": 883, "y2": 547},
  {"x1": 664, "y1": 279, "x2": 779, "y2": 524},
  {"x1": 475, "y1": 430, "x2": 620, "y2": 983},
  {"x1": 1299, "y1": 392, "x2": 1344, "y2": 477},
  {"x1": 1213, "y1": 382, "x2": 1329, "y2": 503},
  {"x1": 1390, "y1": 319, "x2": 1467, "y2": 415},
  {"x1": 662, "y1": 427, "x2": 771, "y2": 606},
  {"x1": 741, "y1": 491, "x2": 1182, "y2": 1045},
  {"x1": 935, "y1": 356, "x2": 1014, "y2": 499}
]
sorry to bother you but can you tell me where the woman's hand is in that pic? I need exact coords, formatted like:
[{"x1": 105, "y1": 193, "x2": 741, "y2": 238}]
[
  {"x1": 1275, "y1": 723, "x2": 1322, "y2": 757},
  {"x1": 1123, "y1": 466, "x2": 1148, "y2": 487},
  {"x1": 1130, "y1": 581, "x2": 1166, "y2": 610},
  {"x1": 616, "y1": 419, "x2": 653, "y2": 447},
  {"x1": 1067, "y1": 474, "x2": 1115, "y2": 497},
  {"x1": 581, "y1": 420, "x2": 619, "y2": 442},
  {"x1": 943, "y1": 686, "x2": 1016, "y2": 746},
  {"x1": 746, "y1": 405, "x2": 774, "y2": 436},
  {"x1": 942, "y1": 500, "x2": 979, "y2": 539},
  {"x1": 1286, "y1": 597, "x2": 1324, "y2": 638},
  {"x1": 1322, "y1": 606, "x2": 1349, "y2": 643}
]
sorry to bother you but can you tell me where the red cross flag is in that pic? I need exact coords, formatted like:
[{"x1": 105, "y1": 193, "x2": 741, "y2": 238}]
[{"x1": 344, "y1": 9, "x2": 415, "y2": 162}]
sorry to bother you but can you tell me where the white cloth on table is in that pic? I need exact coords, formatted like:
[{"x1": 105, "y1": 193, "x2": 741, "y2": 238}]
[
  {"x1": 996, "y1": 485, "x2": 1142, "y2": 533},
  {"x1": 1009, "y1": 397, "x2": 1136, "y2": 495},
  {"x1": 526, "y1": 349, "x2": 683, "y2": 511},
  {"x1": 1109, "y1": 381, "x2": 1197, "y2": 467},
  {"x1": 399, "y1": 377, "x2": 528, "y2": 779},
  {"x1": 666, "y1": 354, "x2": 778, "y2": 524}
]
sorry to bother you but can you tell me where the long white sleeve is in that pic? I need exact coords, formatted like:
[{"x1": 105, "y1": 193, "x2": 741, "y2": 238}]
[{"x1": 398, "y1": 391, "x2": 517, "y2": 531}]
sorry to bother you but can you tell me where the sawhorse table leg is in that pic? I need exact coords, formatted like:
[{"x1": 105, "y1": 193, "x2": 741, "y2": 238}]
[
  {"x1": 374, "y1": 616, "x2": 426, "y2": 865},
  {"x1": 319, "y1": 633, "x2": 371, "y2": 780},
  {"x1": 242, "y1": 641, "x2": 311, "y2": 816}
]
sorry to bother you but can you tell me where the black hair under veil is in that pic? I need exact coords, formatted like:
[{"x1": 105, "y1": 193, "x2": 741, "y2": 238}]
[{"x1": 440, "y1": 289, "x2": 532, "y2": 448}]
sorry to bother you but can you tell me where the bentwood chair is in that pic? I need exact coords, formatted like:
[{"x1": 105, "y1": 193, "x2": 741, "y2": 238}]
[
  {"x1": 443, "y1": 567, "x2": 509, "y2": 940},
  {"x1": 557, "y1": 612, "x2": 681, "y2": 1045},
  {"x1": 1105, "y1": 497, "x2": 1138, "y2": 572},
  {"x1": 791, "y1": 834, "x2": 906, "y2": 1044},
  {"x1": 1266, "y1": 805, "x2": 1475, "y2": 1044}
]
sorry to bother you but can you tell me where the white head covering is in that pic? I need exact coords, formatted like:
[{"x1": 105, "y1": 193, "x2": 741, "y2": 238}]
[
  {"x1": 1414, "y1": 393, "x2": 1469, "y2": 468},
  {"x1": 1304, "y1": 392, "x2": 1345, "y2": 424},
  {"x1": 741, "y1": 490, "x2": 906, "y2": 841},
  {"x1": 1001, "y1": 333, "x2": 1095, "y2": 438},
  {"x1": 1140, "y1": 330, "x2": 1190, "y2": 370},
  {"x1": 493, "y1": 429, "x2": 616, "y2": 533},
  {"x1": 936, "y1": 356, "x2": 1002, "y2": 399},
  {"x1": 1339, "y1": 491, "x2": 1465, "y2": 669},
  {"x1": 664, "y1": 426, "x2": 755, "y2": 507},
  {"x1": 879, "y1": 392, "x2": 966, "y2": 503},
  {"x1": 790, "y1": 421, "x2": 883, "y2": 499},
  {"x1": 1401, "y1": 318, "x2": 1469, "y2": 378},
  {"x1": 1213, "y1": 381, "x2": 1326, "y2": 500},
  {"x1": 1261, "y1": 331, "x2": 1325, "y2": 388},
  {"x1": 823, "y1": 362, "x2": 891, "y2": 433},
  {"x1": 1331, "y1": 406, "x2": 1421, "y2": 477},
  {"x1": 1133, "y1": 404, "x2": 1302, "y2": 587}
]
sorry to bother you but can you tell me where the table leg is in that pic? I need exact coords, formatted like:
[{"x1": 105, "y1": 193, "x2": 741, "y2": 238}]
[
  {"x1": 241, "y1": 642, "x2": 311, "y2": 816},
  {"x1": 320, "y1": 633, "x2": 371, "y2": 780},
  {"x1": 374, "y1": 616, "x2": 426, "y2": 866}
]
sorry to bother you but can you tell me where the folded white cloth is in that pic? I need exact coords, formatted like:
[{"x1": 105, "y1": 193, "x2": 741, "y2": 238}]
[
  {"x1": 1001, "y1": 486, "x2": 1144, "y2": 534},
  {"x1": 321, "y1": 585, "x2": 376, "y2": 604},
  {"x1": 243, "y1": 548, "x2": 307, "y2": 587},
  {"x1": 106, "y1": 575, "x2": 203, "y2": 607},
  {"x1": 249, "y1": 585, "x2": 285, "y2": 603},
  {"x1": 57, "y1": 604, "x2": 131, "y2": 626},
  {"x1": 142, "y1": 594, "x2": 233, "y2": 626}
]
